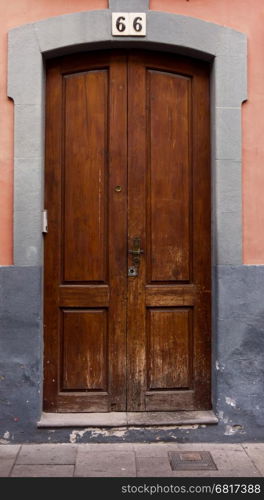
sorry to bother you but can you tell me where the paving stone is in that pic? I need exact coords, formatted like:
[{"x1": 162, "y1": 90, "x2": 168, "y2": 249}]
[
  {"x1": 17, "y1": 444, "x2": 77, "y2": 465},
  {"x1": 134, "y1": 444, "x2": 170, "y2": 457},
  {"x1": 222, "y1": 448, "x2": 260, "y2": 472},
  {"x1": 78, "y1": 443, "x2": 134, "y2": 452},
  {"x1": 11, "y1": 465, "x2": 74, "y2": 477},
  {"x1": 0, "y1": 445, "x2": 20, "y2": 477},
  {"x1": 243, "y1": 443, "x2": 264, "y2": 476},
  {"x1": 173, "y1": 443, "x2": 243, "y2": 451},
  {"x1": 136, "y1": 457, "x2": 173, "y2": 477},
  {"x1": 201, "y1": 448, "x2": 253, "y2": 472},
  {"x1": 75, "y1": 450, "x2": 136, "y2": 477}
]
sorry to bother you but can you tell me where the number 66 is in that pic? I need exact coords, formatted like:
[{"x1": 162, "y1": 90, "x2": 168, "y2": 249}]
[{"x1": 112, "y1": 13, "x2": 146, "y2": 36}]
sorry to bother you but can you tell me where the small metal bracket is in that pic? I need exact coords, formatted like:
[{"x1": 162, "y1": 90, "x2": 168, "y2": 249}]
[{"x1": 42, "y1": 210, "x2": 48, "y2": 233}]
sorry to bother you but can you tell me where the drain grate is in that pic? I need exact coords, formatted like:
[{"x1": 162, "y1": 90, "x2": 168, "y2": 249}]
[{"x1": 168, "y1": 451, "x2": 217, "y2": 471}]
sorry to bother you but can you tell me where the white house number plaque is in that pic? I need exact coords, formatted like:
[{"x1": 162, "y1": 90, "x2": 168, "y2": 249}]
[{"x1": 112, "y1": 12, "x2": 146, "y2": 36}]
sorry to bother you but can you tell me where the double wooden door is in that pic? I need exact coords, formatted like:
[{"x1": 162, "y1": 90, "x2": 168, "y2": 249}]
[{"x1": 44, "y1": 50, "x2": 211, "y2": 412}]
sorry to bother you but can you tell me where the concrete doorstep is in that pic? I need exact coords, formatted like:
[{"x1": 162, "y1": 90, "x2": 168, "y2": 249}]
[
  {"x1": 37, "y1": 410, "x2": 218, "y2": 428},
  {"x1": 0, "y1": 442, "x2": 263, "y2": 478}
]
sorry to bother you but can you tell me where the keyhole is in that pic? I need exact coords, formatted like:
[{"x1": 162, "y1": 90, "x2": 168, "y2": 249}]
[{"x1": 128, "y1": 266, "x2": 137, "y2": 277}]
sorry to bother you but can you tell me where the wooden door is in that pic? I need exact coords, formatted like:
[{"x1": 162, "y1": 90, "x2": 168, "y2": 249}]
[
  {"x1": 44, "y1": 51, "x2": 211, "y2": 412},
  {"x1": 127, "y1": 52, "x2": 211, "y2": 411}
]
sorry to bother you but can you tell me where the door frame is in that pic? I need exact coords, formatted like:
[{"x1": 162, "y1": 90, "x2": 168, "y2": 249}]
[{"x1": 8, "y1": 4, "x2": 247, "y2": 415}]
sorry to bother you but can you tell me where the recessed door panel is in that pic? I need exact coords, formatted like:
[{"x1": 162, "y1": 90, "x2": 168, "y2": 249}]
[
  {"x1": 63, "y1": 70, "x2": 108, "y2": 283},
  {"x1": 147, "y1": 70, "x2": 191, "y2": 283},
  {"x1": 62, "y1": 309, "x2": 107, "y2": 391},
  {"x1": 147, "y1": 308, "x2": 192, "y2": 390}
]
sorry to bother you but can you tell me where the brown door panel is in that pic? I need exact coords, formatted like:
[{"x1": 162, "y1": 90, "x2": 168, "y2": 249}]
[
  {"x1": 44, "y1": 53, "x2": 127, "y2": 412},
  {"x1": 126, "y1": 52, "x2": 211, "y2": 411}
]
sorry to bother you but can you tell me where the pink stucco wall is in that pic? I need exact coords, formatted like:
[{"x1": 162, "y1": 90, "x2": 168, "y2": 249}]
[{"x1": 0, "y1": 0, "x2": 262, "y2": 264}]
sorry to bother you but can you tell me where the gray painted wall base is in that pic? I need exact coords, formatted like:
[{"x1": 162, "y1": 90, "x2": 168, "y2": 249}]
[
  {"x1": 0, "y1": 266, "x2": 264, "y2": 443},
  {"x1": 0, "y1": 267, "x2": 42, "y2": 442}
]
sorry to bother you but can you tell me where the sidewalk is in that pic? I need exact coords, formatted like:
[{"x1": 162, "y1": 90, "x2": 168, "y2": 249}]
[{"x1": 0, "y1": 442, "x2": 264, "y2": 477}]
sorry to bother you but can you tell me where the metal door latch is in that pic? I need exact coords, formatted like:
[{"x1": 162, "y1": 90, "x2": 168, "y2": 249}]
[
  {"x1": 128, "y1": 237, "x2": 144, "y2": 265},
  {"x1": 128, "y1": 237, "x2": 143, "y2": 276}
]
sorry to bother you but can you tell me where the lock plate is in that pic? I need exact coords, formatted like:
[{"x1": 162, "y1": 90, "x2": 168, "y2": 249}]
[{"x1": 128, "y1": 266, "x2": 138, "y2": 277}]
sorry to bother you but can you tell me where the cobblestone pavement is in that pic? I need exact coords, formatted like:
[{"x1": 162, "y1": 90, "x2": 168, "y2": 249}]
[{"x1": 0, "y1": 442, "x2": 264, "y2": 477}]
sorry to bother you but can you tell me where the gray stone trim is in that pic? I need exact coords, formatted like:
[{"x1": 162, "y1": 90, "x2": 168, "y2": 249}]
[
  {"x1": 8, "y1": 9, "x2": 247, "y2": 266},
  {"x1": 37, "y1": 410, "x2": 217, "y2": 427},
  {"x1": 109, "y1": 0, "x2": 149, "y2": 10}
]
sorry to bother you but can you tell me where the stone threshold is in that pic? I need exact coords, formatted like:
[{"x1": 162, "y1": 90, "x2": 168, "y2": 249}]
[{"x1": 37, "y1": 410, "x2": 218, "y2": 428}]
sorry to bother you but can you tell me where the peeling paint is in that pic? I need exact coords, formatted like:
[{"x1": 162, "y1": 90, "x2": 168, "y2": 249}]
[
  {"x1": 69, "y1": 428, "x2": 89, "y2": 443},
  {"x1": 90, "y1": 428, "x2": 128, "y2": 439},
  {"x1": 224, "y1": 424, "x2": 244, "y2": 436},
  {"x1": 216, "y1": 361, "x2": 225, "y2": 371},
  {"x1": 68, "y1": 424, "x2": 205, "y2": 443},
  {"x1": 69, "y1": 427, "x2": 129, "y2": 443},
  {"x1": 0, "y1": 431, "x2": 11, "y2": 443},
  {"x1": 225, "y1": 397, "x2": 236, "y2": 408}
]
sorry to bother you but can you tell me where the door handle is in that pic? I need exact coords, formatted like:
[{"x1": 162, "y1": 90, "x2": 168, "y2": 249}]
[{"x1": 128, "y1": 237, "x2": 144, "y2": 265}]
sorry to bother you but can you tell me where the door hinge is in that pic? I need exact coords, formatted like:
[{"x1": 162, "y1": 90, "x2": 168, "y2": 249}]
[{"x1": 42, "y1": 210, "x2": 48, "y2": 233}]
